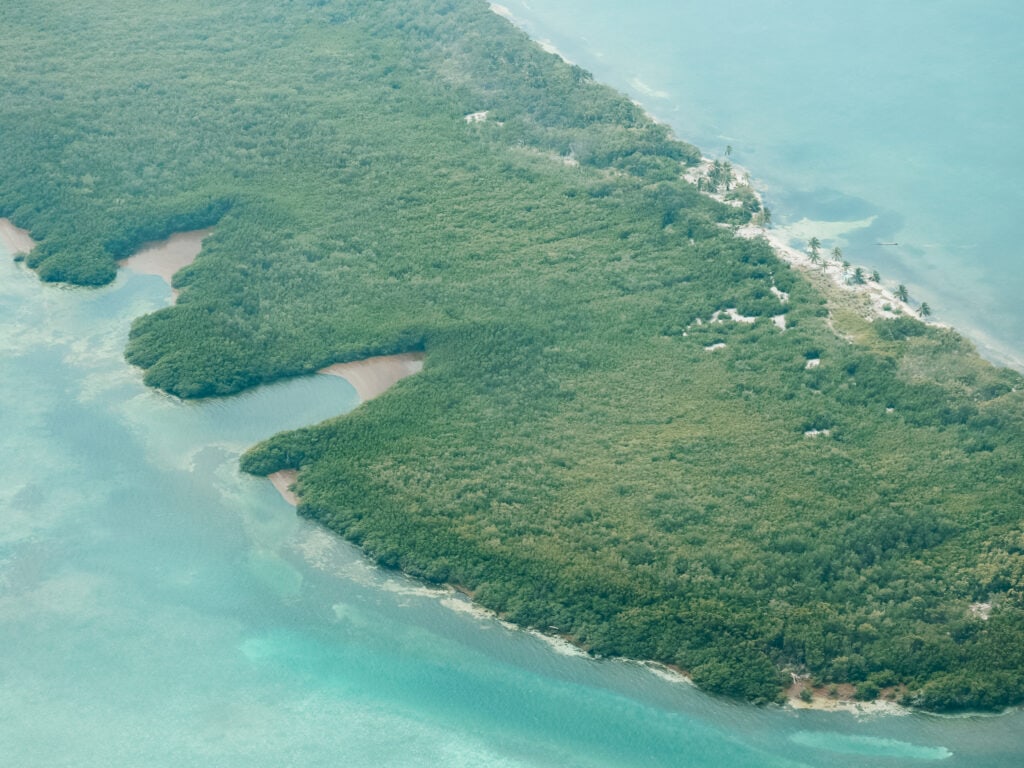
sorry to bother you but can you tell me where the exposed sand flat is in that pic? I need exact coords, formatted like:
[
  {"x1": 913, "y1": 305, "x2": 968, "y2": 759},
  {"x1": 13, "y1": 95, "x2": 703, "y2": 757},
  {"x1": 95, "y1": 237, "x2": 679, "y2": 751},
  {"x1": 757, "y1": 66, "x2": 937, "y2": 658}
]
[
  {"x1": 269, "y1": 469, "x2": 299, "y2": 507},
  {"x1": 319, "y1": 352, "x2": 425, "y2": 403},
  {"x1": 0, "y1": 218, "x2": 35, "y2": 255},
  {"x1": 118, "y1": 228, "x2": 213, "y2": 299}
]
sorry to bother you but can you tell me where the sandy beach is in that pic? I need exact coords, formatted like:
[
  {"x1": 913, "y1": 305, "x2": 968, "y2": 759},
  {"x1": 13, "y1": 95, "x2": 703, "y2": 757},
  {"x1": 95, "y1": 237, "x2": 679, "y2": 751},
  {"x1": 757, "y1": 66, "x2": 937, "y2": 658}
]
[
  {"x1": 684, "y1": 158, "x2": 932, "y2": 326},
  {"x1": 0, "y1": 218, "x2": 36, "y2": 255},
  {"x1": 318, "y1": 352, "x2": 425, "y2": 403},
  {"x1": 118, "y1": 228, "x2": 213, "y2": 300},
  {"x1": 784, "y1": 676, "x2": 909, "y2": 715},
  {"x1": 268, "y1": 469, "x2": 300, "y2": 506}
]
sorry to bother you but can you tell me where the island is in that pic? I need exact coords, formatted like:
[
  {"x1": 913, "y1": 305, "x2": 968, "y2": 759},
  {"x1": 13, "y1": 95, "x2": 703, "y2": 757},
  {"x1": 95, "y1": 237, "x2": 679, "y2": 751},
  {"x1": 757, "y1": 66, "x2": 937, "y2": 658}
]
[{"x1": 3, "y1": 0, "x2": 1023, "y2": 711}]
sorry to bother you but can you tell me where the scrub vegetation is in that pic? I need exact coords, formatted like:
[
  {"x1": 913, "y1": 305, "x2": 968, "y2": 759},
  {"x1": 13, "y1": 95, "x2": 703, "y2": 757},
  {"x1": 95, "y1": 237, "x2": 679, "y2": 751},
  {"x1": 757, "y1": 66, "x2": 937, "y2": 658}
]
[{"x1": 4, "y1": 0, "x2": 1024, "y2": 710}]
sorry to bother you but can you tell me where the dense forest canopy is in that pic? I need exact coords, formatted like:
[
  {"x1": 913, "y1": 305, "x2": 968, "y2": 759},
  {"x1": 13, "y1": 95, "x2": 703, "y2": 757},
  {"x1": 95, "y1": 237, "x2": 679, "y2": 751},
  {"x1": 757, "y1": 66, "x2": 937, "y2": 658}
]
[{"x1": 4, "y1": 0, "x2": 1024, "y2": 710}]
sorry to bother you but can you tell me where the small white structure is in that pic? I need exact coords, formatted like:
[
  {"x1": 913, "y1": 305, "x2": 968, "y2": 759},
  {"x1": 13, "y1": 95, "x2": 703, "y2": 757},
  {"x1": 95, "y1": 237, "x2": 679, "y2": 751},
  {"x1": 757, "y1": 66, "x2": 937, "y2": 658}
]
[
  {"x1": 710, "y1": 308, "x2": 757, "y2": 325},
  {"x1": 805, "y1": 358, "x2": 821, "y2": 369},
  {"x1": 969, "y1": 602, "x2": 992, "y2": 620},
  {"x1": 464, "y1": 111, "x2": 489, "y2": 124}
]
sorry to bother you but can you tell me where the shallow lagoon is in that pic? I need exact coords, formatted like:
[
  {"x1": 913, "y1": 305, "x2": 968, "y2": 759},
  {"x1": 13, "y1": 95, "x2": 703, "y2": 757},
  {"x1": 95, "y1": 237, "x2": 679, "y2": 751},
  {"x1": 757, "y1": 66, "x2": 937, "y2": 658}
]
[{"x1": 2, "y1": 239, "x2": 1023, "y2": 765}]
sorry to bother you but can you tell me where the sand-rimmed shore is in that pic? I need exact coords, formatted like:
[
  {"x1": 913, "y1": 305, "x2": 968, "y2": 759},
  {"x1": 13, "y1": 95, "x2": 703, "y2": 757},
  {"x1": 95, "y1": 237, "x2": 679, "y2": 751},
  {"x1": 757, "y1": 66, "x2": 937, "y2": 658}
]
[
  {"x1": 269, "y1": 469, "x2": 300, "y2": 506},
  {"x1": 0, "y1": 218, "x2": 36, "y2": 255},
  {"x1": 318, "y1": 352, "x2": 425, "y2": 403},
  {"x1": 480, "y1": 7, "x2": 933, "y2": 711},
  {"x1": 267, "y1": 352, "x2": 425, "y2": 508},
  {"x1": 684, "y1": 158, "x2": 934, "y2": 328},
  {"x1": 118, "y1": 228, "x2": 213, "y2": 301}
]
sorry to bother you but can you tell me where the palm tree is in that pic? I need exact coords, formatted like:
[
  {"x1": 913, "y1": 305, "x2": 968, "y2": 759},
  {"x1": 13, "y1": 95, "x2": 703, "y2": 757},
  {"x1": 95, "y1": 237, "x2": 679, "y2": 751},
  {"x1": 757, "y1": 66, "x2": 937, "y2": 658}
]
[
  {"x1": 808, "y1": 237, "x2": 821, "y2": 260},
  {"x1": 871, "y1": 270, "x2": 881, "y2": 282},
  {"x1": 709, "y1": 159, "x2": 732, "y2": 192},
  {"x1": 851, "y1": 267, "x2": 866, "y2": 285},
  {"x1": 831, "y1": 246, "x2": 842, "y2": 262},
  {"x1": 919, "y1": 302, "x2": 932, "y2": 318},
  {"x1": 725, "y1": 144, "x2": 733, "y2": 157},
  {"x1": 760, "y1": 207, "x2": 772, "y2": 227},
  {"x1": 896, "y1": 284, "x2": 909, "y2": 302}
]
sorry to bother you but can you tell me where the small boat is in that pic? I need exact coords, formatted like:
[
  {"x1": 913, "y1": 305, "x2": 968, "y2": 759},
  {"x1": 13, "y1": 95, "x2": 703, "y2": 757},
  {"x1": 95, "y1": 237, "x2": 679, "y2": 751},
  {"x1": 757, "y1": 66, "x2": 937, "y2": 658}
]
[{"x1": 876, "y1": 241, "x2": 899, "y2": 246}]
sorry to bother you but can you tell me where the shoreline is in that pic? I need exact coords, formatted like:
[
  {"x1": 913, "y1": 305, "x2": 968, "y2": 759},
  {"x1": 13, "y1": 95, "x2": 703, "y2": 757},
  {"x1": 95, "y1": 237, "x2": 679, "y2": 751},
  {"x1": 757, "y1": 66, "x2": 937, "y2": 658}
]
[
  {"x1": 480, "y1": 6, "x2": 946, "y2": 715},
  {"x1": 490, "y1": 0, "x2": 938, "y2": 335},
  {"x1": 268, "y1": 469, "x2": 300, "y2": 506},
  {"x1": 688, "y1": 157, "x2": 932, "y2": 329},
  {"x1": 271, "y1": 462, "x2": 910, "y2": 715},
  {"x1": 1, "y1": 218, "x2": 212, "y2": 305},
  {"x1": 118, "y1": 228, "x2": 213, "y2": 301},
  {"x1": 318, "y1": 352, "x2": 425, "y2": 403},
  {"x1": 266, "y1": 352, "x2": 425, "y2": 506},
  {"x1": 486, "y1": 4, "x2": 1024, "y2": 376},
  {"x1": 0, "y1": 217, "x2": 36, "y2": 255}
]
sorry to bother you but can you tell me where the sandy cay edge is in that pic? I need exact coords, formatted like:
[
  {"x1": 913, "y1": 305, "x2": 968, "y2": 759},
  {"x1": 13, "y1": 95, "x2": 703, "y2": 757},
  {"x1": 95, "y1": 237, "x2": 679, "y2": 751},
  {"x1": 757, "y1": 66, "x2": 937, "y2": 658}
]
[{"x1": 687, "y1": 157, "x2": 948, "y2": 336}]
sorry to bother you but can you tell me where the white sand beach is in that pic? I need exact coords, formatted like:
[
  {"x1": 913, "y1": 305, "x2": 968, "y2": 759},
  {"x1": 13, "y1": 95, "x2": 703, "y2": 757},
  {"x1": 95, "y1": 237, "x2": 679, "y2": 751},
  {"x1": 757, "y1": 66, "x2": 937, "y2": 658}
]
[{"x1": 686, "y1": 158, "x2": 930, "y2": 325}]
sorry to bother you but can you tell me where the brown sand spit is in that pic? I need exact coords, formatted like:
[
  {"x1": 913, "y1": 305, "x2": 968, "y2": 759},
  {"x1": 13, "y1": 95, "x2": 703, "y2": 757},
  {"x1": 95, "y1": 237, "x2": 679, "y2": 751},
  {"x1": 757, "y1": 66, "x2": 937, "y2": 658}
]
[
  {"x1": 0, "y1": 218, "x2": 36, "y2": 255},
  {"x1": 118, "y1": 228, "x2": 213, "y2": 301},
  {"x1": 318, "y1": 352, "x2": 425, "y2": 403},
  {"x1": 268, "y1": 469, "x2": 300, "y2": 506}
]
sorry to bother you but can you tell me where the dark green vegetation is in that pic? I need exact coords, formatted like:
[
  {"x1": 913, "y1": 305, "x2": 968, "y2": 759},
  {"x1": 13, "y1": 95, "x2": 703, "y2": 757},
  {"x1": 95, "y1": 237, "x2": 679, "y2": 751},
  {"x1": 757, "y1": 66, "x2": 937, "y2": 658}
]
[{"x1": 4, "y1": 0, "x2": 1024, "y2": 710}]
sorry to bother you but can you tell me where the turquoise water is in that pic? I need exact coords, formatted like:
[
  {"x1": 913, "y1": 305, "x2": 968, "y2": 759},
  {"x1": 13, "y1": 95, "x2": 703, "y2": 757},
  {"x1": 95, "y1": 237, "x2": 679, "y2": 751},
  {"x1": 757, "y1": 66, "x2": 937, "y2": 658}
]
[
  {"x1": 4, "y1": 4, "x2": 1024, "y2": 760},
  {"x1": 2, "y1": 250, "x2": 1023, "y2": 765},
  {"x1": 497, "y1": 0, "x2": 1024, "y2": 368}
]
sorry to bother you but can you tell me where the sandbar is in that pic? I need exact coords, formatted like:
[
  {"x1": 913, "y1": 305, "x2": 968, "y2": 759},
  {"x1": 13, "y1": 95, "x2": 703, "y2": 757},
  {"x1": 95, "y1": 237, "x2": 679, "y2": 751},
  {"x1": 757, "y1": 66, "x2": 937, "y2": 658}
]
[
  {"x1": 118, "y1": 228, "x2": 213, "y2": 300},
  {"x1": 0, "y1": 218, "x2": 36, "y2": 255}
]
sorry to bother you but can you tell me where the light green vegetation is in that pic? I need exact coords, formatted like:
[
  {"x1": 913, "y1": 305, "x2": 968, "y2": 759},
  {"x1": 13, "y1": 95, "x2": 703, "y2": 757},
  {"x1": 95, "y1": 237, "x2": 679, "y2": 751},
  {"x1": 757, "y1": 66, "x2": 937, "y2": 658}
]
[{"x1": 3, "y1": 0, "x2": 1024, "y2": 710}]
